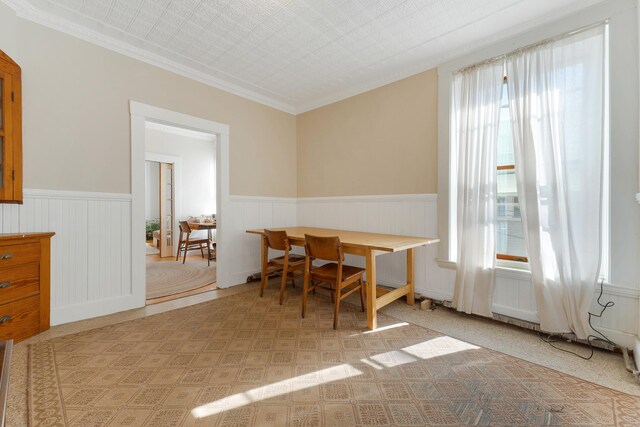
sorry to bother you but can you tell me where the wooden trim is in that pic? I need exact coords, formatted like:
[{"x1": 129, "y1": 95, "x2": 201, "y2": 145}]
[
  {"x1": 497, "y1": 164, "x2": 515, "y2": 170},
  {"x1": 0, "y1": 339, "x2": 12, "y2": 427},
  {"x1": 496, "y1": 254, "x2": 528, "y2": 263},
  {"x1": 39, "y1": 236, "x2": 51, "y2": 331},
  {"x1": 12, "y1": 66, "x2": 21, "y2": 204}
]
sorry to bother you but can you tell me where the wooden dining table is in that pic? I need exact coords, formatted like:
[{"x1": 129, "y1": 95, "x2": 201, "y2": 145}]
[
  {"x1": 188, "y1": 221, "x2": 216, "y2": 261},
  {"x1": 246, "y1": 226, "x2": 439, "y2": 330}
]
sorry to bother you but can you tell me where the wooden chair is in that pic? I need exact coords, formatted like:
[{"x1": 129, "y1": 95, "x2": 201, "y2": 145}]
[
  {"x1": 176, "y1": 220, "x2": 211, "y2": 265},
  {"x1": 260, "y1": 229, "x2": 306, "y2": 305},
  {"x1": 302, "y1": 234, "x2": 365, "y2": 329}
]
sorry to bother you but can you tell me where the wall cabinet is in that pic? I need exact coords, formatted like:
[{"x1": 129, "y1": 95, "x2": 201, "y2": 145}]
[{"x1": 0, "y1": 50, "x2": 22, "y2": 204}]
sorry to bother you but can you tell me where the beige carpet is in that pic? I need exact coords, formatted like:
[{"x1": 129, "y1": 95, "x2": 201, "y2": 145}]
[
  {"x1": 146, "y1": 260, "x2": 216, "y2": 299},
  {"x1": 28, "y1": 288, "x2": 640, "y2": 426}
]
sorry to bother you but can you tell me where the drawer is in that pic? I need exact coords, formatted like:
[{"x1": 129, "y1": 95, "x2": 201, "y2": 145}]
[
  {"x1": 0, "y1": 263, "x2": 39, "y2": 305},
  {"x1": 0, "y1": 294, "x2": 40, "y2": 342},
  {"x1": 0, "y1": 243, "x2": 40, "y2": 268}
]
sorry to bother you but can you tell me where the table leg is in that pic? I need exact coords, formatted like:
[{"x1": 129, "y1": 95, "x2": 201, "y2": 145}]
[
  {"x1": 207, "y1": 229, "x2": 211, "y2": 267},
  {"x1": 406, "y1": 248, "x2": 415, "y2": 305},
  {"x1": 366, "y1": 248, "x2": 377, "y2": 330},
  {"x1": 259, "y1": 235, "x2": 268, "y2": 297}
]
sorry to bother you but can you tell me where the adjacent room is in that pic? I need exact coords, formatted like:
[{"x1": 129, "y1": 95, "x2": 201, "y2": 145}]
[
  {"x1": 0, "y1": 0, "x2": 639, "y2": 425},
  {"x1": 144, "y1": 122, "x2": 218, "y2": 304}
]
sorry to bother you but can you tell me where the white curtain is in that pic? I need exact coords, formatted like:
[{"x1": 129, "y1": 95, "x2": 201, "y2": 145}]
[
  {"x1": 506, "y1": 26, "x2": 606, "y2": 338},
  {"x1": 452, "y1": 62, "x2": 505, "y2": 317}
]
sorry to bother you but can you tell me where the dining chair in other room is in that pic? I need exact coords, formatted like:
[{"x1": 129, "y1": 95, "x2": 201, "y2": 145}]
[
  {"x1": 261, "y1": 229, "x2": 306, "y2": 305},
  {"x1": 176, "y1": 220, "x2": 211, "y2": 265},
  {"x1": 301, "y1": 234, "x2": 365, "y2": 329}
]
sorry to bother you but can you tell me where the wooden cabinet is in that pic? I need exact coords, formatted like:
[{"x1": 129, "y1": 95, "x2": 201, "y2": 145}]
[
  {"x1": 0, "y1": 233, "x2": 54, "y2": 342},
  {"x1": 0, "y1": 50, "x2": 22, "y2": 204}
]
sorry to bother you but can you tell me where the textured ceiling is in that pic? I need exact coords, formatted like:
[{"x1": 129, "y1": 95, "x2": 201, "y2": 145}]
[{"x1": 7, "y1": 0, "x2": 604, "y2": 113}]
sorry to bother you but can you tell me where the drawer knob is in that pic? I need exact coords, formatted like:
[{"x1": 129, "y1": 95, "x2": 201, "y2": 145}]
[
  {"x1": 0, "y1": 316, "x2": 11, "y2": 324},
  {"x1": 0, "y1": 282, "x2": 10, "y2": 289},
  {"x1": 0, "y1": 254, "x2": 14, "y2": 260}
]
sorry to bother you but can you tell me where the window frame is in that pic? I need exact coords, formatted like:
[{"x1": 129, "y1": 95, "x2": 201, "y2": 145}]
[{"x1": 496, "y1": 77, "x2": 528, "y2": 264}]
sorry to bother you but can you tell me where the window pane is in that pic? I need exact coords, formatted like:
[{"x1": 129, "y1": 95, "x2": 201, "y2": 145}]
[
  {"x1": 497, "y1": 83, "x2": 514, "y2": 167},
  {"x1": 497, "y1": 169, "x2": 526, "y2": 258}
]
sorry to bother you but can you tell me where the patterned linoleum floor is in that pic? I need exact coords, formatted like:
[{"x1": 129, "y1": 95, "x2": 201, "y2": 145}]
[{"x1": 28, "y1": 287, "x2": 640, "y2": 426}]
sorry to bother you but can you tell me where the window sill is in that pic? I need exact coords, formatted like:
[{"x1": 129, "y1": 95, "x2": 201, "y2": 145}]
[{"x1": 436, "y1": 258, "x2": 532, "y2": 281}]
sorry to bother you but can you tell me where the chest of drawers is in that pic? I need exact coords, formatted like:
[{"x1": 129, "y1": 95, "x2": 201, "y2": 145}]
[{"x1": 0, "y1": 233, "x2": 54, "y2": 342}]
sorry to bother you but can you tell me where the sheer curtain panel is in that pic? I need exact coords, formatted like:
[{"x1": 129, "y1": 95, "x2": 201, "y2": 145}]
[
  {"x1": 506, "y1": 25, "x2": 606, "y2": 338},
  {"x1": 452, "y1": 62, "x2": 505, "y2": 317}
]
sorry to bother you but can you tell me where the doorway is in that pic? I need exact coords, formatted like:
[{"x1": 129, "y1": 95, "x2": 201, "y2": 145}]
[
  {"x1": 130, "y1": 101, "x2": 230, "y2": 310},
  {"x1": 145, "y1": 160, "x2": 176, "y2": 258},
  {"x1": 144, "y1": 122, "x2": 217, "y2": 303}
]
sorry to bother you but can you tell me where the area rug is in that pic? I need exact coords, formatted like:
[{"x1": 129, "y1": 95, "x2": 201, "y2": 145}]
[
  {"x1": 28, "y1": 288, "x2": 640, "y2": 426},
  {"x1": 145, "y1": 260, "x2": 216, "y2": 299}
]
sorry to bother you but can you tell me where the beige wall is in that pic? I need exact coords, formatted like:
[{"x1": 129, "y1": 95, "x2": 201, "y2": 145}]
[
  {"x1": 296, "y1": 69, "x2": 438, "y2": 197},
  {"x1": 0, "y1": 4, "x2": 297, "y2": 197}
]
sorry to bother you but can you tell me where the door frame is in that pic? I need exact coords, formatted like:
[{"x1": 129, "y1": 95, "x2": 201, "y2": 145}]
[
  {"x1": 145, "y1": 153, "x2": 182, "y2": 258},
  {"x1": 130, "y1": 101, "x2": 230, "y2": 307}
]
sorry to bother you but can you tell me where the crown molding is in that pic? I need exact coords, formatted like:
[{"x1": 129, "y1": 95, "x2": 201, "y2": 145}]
[{"x1": 1, "y1": 0, "x2": 298, "y2": 115}]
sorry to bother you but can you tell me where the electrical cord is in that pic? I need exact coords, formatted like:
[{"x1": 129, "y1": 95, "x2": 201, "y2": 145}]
[{"x1": 538, "y1": 279, "x2": 616, "y2": 360}]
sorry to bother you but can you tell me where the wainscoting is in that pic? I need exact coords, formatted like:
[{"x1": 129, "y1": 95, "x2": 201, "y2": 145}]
[
  {"x1": 298, "y1": 193, "x2": 639, "y2": 349},
  {"x1": 298, "y1": 194, "x2": 439, "y2": 297},
  {"x1": 227, "y1": 196, "x2": 297, "y2": 286},
  {"x1": 2, "y1": 190, "x2": 637, "y2": 349},
  {"x1": 0, "y1": 189, "x2": 133, "y2": 325}
]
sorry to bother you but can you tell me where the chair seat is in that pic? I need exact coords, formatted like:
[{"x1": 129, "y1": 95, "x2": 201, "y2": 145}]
[
  {"x1": 270, "y1": 254, "x2": 305, "y2": 267},
  {"x1": 311, "y1": 262, "x2": 365, "y2": 281}
]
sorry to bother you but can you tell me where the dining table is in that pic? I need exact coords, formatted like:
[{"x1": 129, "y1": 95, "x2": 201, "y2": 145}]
[
  {"x1": 188, "y1": 221, "x2": 216, "y2": 262},
  {"x1": 246, "y1": 226, "x2": 439, "y2": 330}
]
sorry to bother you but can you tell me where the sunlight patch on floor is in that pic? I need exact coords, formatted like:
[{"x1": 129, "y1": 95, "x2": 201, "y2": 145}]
[{"x1": 191, "y1": 364, "x2": 362, "y2": 419}]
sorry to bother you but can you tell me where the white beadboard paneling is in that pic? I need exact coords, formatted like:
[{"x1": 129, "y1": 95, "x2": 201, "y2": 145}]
[
  {"x1": 299, "y1": 193, "x2": 640, "y2": 349},
  {"x1": 298, "y1": 194, "x2": 439, "y2": 298},
  {"x1": 5, "y1": 189, "x2": 636, "y2": 348},
  {"x1": 2, "y1": 189, "x2": 134, "y2": 326},
  {"x1": 227, "y1": 196, "x2": 298, "y2": 286}
]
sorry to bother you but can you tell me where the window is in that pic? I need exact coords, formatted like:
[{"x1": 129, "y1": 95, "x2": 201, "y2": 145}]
[{"x1": 496, "y1": 78, "x2": 527, "y2": 263}]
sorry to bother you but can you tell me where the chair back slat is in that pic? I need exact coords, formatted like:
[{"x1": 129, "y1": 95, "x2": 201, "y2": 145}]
[
  {"x1": 264, "y1": 229, "x2": 290, "y2": 251},
  {"x1": 304, "y1": 234, "x2": 343, "y2": 262},
  {"x1": 179, "y1": 220, "x2": 192, "y2": 234}
]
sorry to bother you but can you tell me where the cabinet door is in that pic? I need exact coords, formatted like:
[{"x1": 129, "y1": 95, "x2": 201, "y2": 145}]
[
  {"x1": 0, "y1": 70, "x2": 14, "y2": 201},
  {"x1": 0, "y1": 50, "x2": 22, "y2": 204}
]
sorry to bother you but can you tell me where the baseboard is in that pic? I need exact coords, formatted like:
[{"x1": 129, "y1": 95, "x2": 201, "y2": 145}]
[
  {"x1": 596, "y1": 327, "x2": 638, "y2": 350},
  {"x1": 219, "y1": 270, "x2": 260, "y2": 289},
  {"x1": 492, "y1": 304, "x2": 539, "y2": 324},
  {"x1": 50, "y1": 294, "x2": 143, "y2": 326}
]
